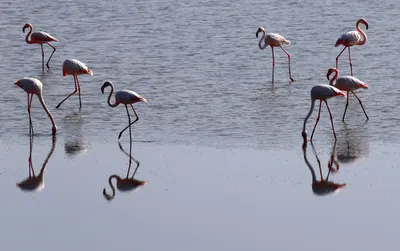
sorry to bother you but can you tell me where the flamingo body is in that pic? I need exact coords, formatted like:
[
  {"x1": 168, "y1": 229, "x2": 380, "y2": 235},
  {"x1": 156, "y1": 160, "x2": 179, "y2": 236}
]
[
  {"x1": 256, "y1": 27, "x2": 293, "y2": 83},
  {"x1": 15, "y1": 78, "x2": 57, "y2": 135},
  {"x1": 56, "y1": 59, "x2": 93, "y2": 109},
  {"x1": 327, "y1": 67, "x2": 369, "y2": 121},
  {"x1": 23, "y1": 23, "x2": 58, "y2": 70},
  {"x1": 302, "y1": 84, "x2": 346, "y2": 143}
]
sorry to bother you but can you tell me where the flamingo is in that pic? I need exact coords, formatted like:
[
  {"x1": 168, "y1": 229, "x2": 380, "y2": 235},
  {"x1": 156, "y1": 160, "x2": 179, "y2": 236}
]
[
  {"x1": 15, "y1": 77, "x2": 57, "y2": 135},
  {"x1": 103, "y1": 142, "x2": 147, "y2": 201},
  {"x1": 302, "y1": 84, "x2": 346, "y2": 144},
  {"x1": 22, "y1": 23, "x2": 58, "y2": 71},
  {"x1": 56, "y1": 59, "x2": 94, "y2": 109},
  {"x1": 335, "y1": 18, "x2": 368, "y2": 76},
  {"x1": 327, "y1": 67, "x2": 369, "y2": 121},
  {"x1": 17, "y1": 135, "x2": 56, "y2": 192},
  {"x1": 256, "y1": 27, "x2": 294, "y2": 83},
  {"x1": 302, "y1": 142, "x2": 346, "y2": 196},
  {"x1": 101, "y1": 81, "x2": 148, "y2": 141}
]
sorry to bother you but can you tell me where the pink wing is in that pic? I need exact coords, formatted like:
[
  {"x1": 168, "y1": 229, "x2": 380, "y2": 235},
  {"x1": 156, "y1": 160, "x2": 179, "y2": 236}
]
[
  {"x1": 31, "y1": 31, "x2": 58, "y2": 42},
  {"x1": 335, "y1": 30, "x2": 360, "y2": 47}
]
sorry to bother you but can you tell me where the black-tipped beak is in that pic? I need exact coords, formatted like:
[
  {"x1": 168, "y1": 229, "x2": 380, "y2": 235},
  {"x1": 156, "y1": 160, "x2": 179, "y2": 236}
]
[{"x1": 101, "y1": 87, "x2": 105, "y2": 94}]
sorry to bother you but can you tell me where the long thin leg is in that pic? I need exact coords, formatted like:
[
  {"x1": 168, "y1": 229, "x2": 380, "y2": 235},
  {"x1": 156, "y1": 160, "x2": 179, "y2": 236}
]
[
  {"x1": 310, "y1": 100, "x2": 322, "y2": 141},
  {"x1": 324, "y1": 100, "x2": 337, "y2": 141},
  {"x1": 76, "y1": 76, "x2": 82, "y2": 109},
  {"x1": 118, "y1": 104, "x2": 139, "y2": 140},
  {"x1": 29, "y1": 134, "x2": 34, "y2": 177},
  {"x1": 336, "y1": 46, "x2": 347, "y2": 70},
  {"x1": 28, "y1": 93, "x2": 34, "y2": 136},
  {"x1": 56, "y1": 76, "x2": 78, "y2": 108},
  {"x1": 271, "y1": 47, "x2": 275, "y2": 84},
  {"x1": 342, "y1": 91, "x2": 349, "y2": 121},
  {"x1": 40, "y1": 44, "x2": 44, "y2": 71},
  {"x1": 352, "y1": 91, "x2": 369, "y2": 120},
  {"x1": 348, "y1": 47, "x2": 353, "y2": 76},
  {"x1": 46, "y1": 43, "x2": 56, "y2": 69},
  {"x1": 280, "y1": 45, "x2": 294, "y2": 82},
  {"x1": 125, "y1": 105, "x2": 133, "y2": 167},
  {"x1": 310, "y1": 142, "x2": 323, "y2": 180}
]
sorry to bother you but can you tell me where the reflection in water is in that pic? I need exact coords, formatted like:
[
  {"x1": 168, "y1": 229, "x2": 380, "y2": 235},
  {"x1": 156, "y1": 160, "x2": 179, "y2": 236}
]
[
  {"x1": 103, "y1": 142, "x2": 147, "y2": 201},
  {"x1": 17, "y1": 135, "x2": 57, "y2": 192},
  {"x1": 63, "y1": 112, "x2": 90, "y2": 157},
  {"x1": 302, "y1": 142, "x2": 346, "y2": 196},
  {"x1": 336, "y1": 122, "x2": 370, "y2": 164}
]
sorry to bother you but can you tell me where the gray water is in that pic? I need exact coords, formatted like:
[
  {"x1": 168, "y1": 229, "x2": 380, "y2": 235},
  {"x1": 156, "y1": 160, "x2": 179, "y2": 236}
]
[{"x1": 1, "y1": 0, "x2": 400, "y2": 249}]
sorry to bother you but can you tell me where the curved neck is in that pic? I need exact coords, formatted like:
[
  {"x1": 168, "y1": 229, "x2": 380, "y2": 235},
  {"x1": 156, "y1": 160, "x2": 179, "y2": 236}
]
[
  {"x1": 104, "y1": 175, "x2": 120, "y2": 200},
  {"x1": 356, "y1": 21, "x2": 367, "y2": 45},
  {"x1": 329, "y1": 69, "x2": 338, "y2": 86},
  {"x1": 25, "y1": 26, "x2": 33, "y2": 44},
  {"x1": 39, "y1": 135, "x2": 57, "y2": 177},
  {"x1": 302, "y1": 145, "x2": 317, "y2": 183},
  {"x1": 37, "y1": 93, "x2": 57, "y2": 134},
  {"x1": 258, "y1": 30, "x2": 267, "y2": 50},
  {"x1": 106, "y1": 84, "x2": 118, "y2": 107},
  {"x1": 302, "y1": 99, "x2": 316, "y2": 135}
]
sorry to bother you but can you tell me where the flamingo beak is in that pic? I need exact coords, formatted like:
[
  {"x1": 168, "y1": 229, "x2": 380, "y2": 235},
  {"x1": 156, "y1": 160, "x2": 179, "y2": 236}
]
[
  {"x1": 101, "y1": 87, "x2": 105, "y2": 94},
  {"x1": 256, "y1": 30, "x2": 260, "y2": 38}
]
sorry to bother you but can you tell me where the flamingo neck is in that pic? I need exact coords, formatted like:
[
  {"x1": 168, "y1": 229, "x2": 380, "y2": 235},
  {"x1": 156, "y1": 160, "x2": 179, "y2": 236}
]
[
  {"x1": 329, "y1": 69, "x2": 338, "y2": 86},
  {"x1": 37, "y1": 93, "x2": 57, "y2": 134},
  {"x1": 356, "y1": 21, "x2": 367, "y2": 45},
  {"x1": 302, "y1": 145, "x2": 317, "y2": 183},
  {"x1": 106, "y1": 84, "x2": 119, "y2": 107},
  {"x1": 104, "y1": 175, "x2": 120, "y2": 200},
  {"x1": 302, "y1": 99, "x2": 316, "y2": 137},
  {"x1": 38, "y1": 135, "x2": 56, "y2": 177},
  {"x1": 258, "y1": 30, "x2": 267, "y2": 50},
  {"x1": 25, "y1": 25, "x2": 33, "y2": 44}
]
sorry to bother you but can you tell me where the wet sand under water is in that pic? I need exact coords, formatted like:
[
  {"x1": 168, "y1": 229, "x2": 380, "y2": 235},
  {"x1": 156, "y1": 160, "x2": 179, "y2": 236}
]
[{"x1": 0, "y1": 137, "x2": 399, "y2": 250}]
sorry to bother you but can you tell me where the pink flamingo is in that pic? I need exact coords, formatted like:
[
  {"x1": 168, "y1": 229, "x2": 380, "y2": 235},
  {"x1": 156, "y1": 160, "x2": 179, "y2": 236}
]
[
  {"x1": 15, "y1": 77, "x2": 57, "y2": 135},
  {"x1": 256, "y1": 27, "x2": 294, "y2": 83},
  {"x1": 101, "y1": 81, "x2": 148, "y2": 141},
  {"x1": 302, "y1": 84, "x2": 346, "y2": 144},
  {"x1": 327, "y1": 67, "x2": 369, "y2": 121},
  {"x1": 22, "y1": 23, "x2": 58, "y2": 71},
  {"x1": 335, "y1": 18, "x2": 368, "y2": 76},
  {"x1": 56, "y1": 59, "x2": 93, "y2": 109}
]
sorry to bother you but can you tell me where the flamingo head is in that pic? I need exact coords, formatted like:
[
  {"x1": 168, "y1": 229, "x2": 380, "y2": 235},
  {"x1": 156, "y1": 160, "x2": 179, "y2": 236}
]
[
  {"x1": 22, "y1": 23, "x2": 31, "y2": 33},
  {"x1": 256, "y1": 27, "x2": 265, "y2": 38},
  {"x1": 326, "y1": 68, "x2": 338, "y2": 81},
  {"x1": 357, "y1": 18, "x2": 368, "y2": 30},
  {"x1": 101, "y1": 81, "x2": 112, "y2": 94}
]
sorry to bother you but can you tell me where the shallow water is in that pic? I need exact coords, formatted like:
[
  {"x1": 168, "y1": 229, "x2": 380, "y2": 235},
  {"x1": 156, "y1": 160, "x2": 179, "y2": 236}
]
[{"x1": 0, "y1": 0, "x2": 399, "y2": 249}]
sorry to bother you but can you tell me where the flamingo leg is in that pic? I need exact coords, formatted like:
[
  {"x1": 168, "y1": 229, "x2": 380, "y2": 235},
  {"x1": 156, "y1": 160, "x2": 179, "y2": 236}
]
[
  {"x1": 46, "y1": 43, "x2": 56, "y2": 69},
  {"x1": 310, "y1": 100, "x2": 322, "y2": 141},
  {"x1": 27, "y1": 93, "x2": 34, "y2": 136},
  {"x1": 28, "y1": 133, "x2": 34, "y2": 177},
  {"x1": 335, "y1": 46, "x2": 347, "y2": 71},
  {"x1": 279, "y1": 45, "x2": 294, "y2": 82},
  {"x1": 351, "y1": 91, "x2": 369, "y2": 120},
  {"x1": 271, "y1": 47, "x2": 275, "y2": 84},
  {"x1": 56, "y1": 76, "x2": 78, "y2": 108},
  {"x1": 342, "y1": 91, "x2": 349, "y2": 121},
  {"x1": 348, "y1": 47, "x2": 353, "y2": 76},
  {"x1": 125, "y1": 105, "x2": 133, "y2": 170},
  {"x1": 324, "y1": 100, "x2": 337, "y2": 141},
  {"x1": 40, "y1": 44, "x2": 44, "y2": 71},
  {"x1": 118, "y1": 104, "x2": 139, "y2": 140},
  {"x1": 76, "y1": 76, "x2": 82, "y2": 109}
]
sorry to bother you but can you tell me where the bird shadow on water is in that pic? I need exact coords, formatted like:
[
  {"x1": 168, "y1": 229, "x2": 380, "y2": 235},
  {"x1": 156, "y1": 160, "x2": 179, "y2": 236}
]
[
  {"x1": 336, "y1": 121, "x2": 370, "y2": 164},
  {"x1": 62, "y1": 111, "x2": 90, "y2": 157},
  {"x1": 302, "y1": 141, "x2": 347, "y2": 196},
  {"x1": 16, "y1": 134, "x2": 57, "y2": 192},
  {"x1": 102, "y1": 142, "x2": 147, "y2": 201}
]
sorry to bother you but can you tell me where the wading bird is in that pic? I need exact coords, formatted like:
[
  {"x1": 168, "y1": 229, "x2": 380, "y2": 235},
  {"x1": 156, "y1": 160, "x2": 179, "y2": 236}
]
[
  {"x1": 22, "y1": 23, "x2": 58, "y2": 71},
  {"x1": 56, "y1": 59, "x2": 93, "y2": 109},
  {"x1": 256, "y1": 27, "x2": 294, "y2": 83},
  {"x1": 327, "y1": 67, "x2": 369, "y2": 121},
  {"x1": 15, "y1": 77, "x2": 57, "y2": 135},
  {"x1": 335, "y1": 18, "x2": 368, "y2": 76},
  {"x1": 101, "y1": 81, "x2": 148, "y2": 142},
  {"x1": 302, "y1": 84, "x2": 346, "y2": 144}
]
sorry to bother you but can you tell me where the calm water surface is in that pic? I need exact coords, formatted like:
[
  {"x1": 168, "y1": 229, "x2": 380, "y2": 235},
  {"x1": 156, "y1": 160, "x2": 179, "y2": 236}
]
[{"x1": 0, "y1": 0, "x2": 399, "y2": 249}]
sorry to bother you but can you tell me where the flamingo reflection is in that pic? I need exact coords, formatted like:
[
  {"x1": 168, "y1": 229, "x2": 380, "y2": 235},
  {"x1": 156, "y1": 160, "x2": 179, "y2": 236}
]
[
  {"x1": 336, "y1": 122, "x2": 369, "y2": 164},
  {"x1": 302, "y1": 142, "x2": 346, "y2": 196},
  {"x1": 17, "y1": 135, "x2": 56, "y2": 192},
  {"x1": 63, "y1": 112, "x2": 90, "y2": 157},
  {"x1": 103, "y1": 142, "x2": 147, "y2": 201}
]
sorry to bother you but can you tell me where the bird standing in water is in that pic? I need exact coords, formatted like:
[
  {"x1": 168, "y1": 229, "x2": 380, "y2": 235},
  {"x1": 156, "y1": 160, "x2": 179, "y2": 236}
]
[
  {"x1": 335, "y1": 18, "x2": 368, "y2": 76},
  {"x1": 256, "y1": 26, "x2": 294, "y2": 84},
  {"x1": 22, "y1": 23, "x2": 58, "y2": 71},
  {"x1": 327, "y1": 67, "x2": 369, "y2": 121}
]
